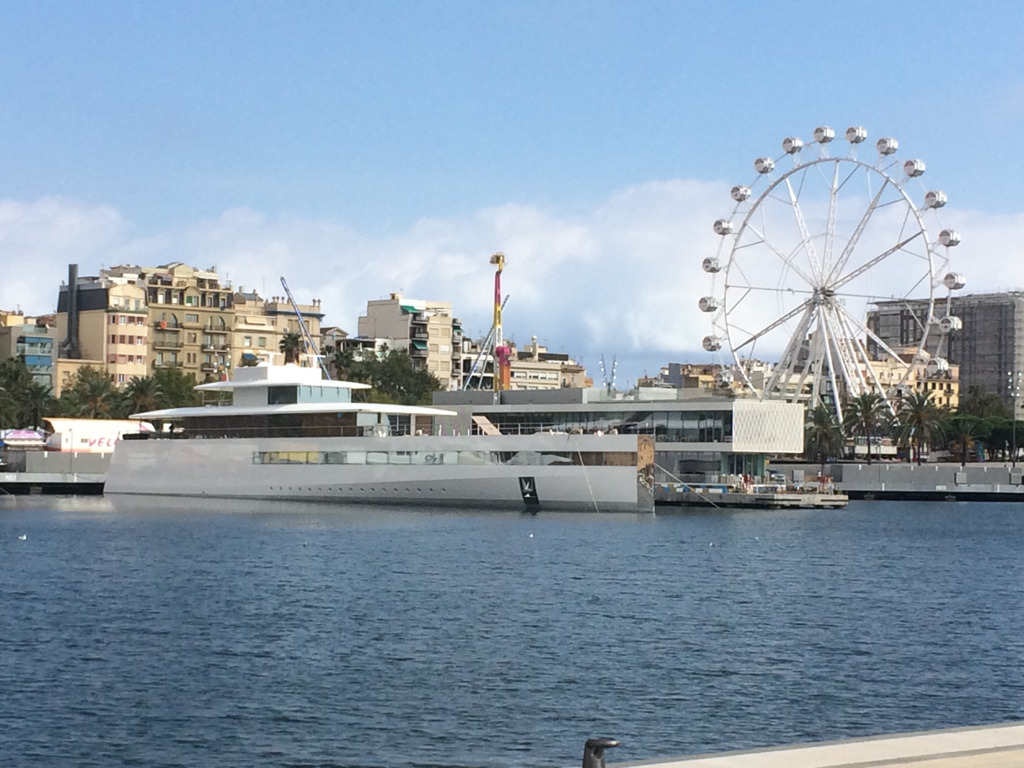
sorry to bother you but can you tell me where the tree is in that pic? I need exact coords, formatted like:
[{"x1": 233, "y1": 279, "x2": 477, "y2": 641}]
[
  {"x1": 894, "y1": 390, "x2": 946, "y2": 464},
  {"x1": 152, "y1": 366, "x2": 200, "y2": 409},
  {"x1": 331, "y1": 346, "x2": 355, "y2": 380},
  {"x1": 22, "y1": 381, "x2": 54, "y2": 429},
  {"x1": 78, "y1": 371, "x2": 117, "y2": 419},
  {"x1": 948, "y1": 414, "x2": 984, "y2": 465},
  {"x1": 843, "y1": 391, "x2": 888, "y2": 464},
  {"x1": 0, "y1": 359, "x2": 35, "y2": 428},
  {"x1": 279, "y1": 330, "x2": 303, "y2": 364},
  {"x1": 958, "y1": 385, "x2": 1011, "y2": 420},
  {"x1": 123, "y1": 376, "x2": 163, "y2": 415},
  {"x1": 345, "y1": 346, "x2": 441, "y2": 406},
  {"x1": 805, "y1": 404, "x2": 845, "y2": 477}
]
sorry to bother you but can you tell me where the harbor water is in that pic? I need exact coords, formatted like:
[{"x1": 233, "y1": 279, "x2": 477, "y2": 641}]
[{"x1": 2, "y1": 497, "x2": 1023, "y2": 767}]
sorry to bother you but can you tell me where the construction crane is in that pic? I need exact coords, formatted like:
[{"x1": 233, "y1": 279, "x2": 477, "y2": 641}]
[
  {"x1": 491, "y1": 253, "x2": 512, "y2": 391},
  {"x1": 279, "y1": 276, "x2": 331, "y2": 380},
  {"x1": 462, "y1": 295, "x2": 509, "y2": 391},
  {"x1": 462, "y1": 253, "x2": 513, "y2": 392},
  {"x1": 599, "y1": 354, "x2": 617, "y2": 394}
]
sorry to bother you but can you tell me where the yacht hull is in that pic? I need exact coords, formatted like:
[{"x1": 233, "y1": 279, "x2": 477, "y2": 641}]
[{"x1": 105, "y1": 433, "x2": 655, "y2": 512}]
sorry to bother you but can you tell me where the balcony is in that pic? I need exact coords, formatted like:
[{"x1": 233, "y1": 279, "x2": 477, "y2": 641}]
[
  {"x1": 200, "y1": 362, "x2": 218, "y2": 372},
  {"x1": 153, "y1": 360, "x2": 183, "y2": 368},
  {"x1": 152, "y1": 339, "x2": 184, "y2": 349},
  {"x1": 152, "y1": 321, "x2": 182, "y2": 330}
]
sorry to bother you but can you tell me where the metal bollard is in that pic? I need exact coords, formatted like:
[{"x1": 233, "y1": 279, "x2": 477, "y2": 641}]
[{"x1": 582, "y1": 737, "x2": 620, "y2": 768}]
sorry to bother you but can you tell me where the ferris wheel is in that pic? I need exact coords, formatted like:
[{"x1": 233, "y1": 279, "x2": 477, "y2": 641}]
[{"x1": 700, "y1": 126, "x2": 965, "y2": 424}]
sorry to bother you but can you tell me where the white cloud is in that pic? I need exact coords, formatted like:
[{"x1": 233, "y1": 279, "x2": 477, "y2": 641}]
[{"x1": 2, "y1": 183, "x2": 1023, "y2": 385}]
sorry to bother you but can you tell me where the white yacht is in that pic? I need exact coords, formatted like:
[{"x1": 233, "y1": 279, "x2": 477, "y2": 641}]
[{"x1": 104, "y1": 364, "x2": 655, "y2": 512}]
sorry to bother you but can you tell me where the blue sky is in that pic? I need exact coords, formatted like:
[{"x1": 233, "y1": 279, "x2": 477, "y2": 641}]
[{"x1": 2, "y1": 1, "x2": 1023, "y2": 383}]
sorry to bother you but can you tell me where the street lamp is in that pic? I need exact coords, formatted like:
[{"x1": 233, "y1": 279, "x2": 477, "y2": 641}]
[{"x1": 1008, "y1": 370, "x2": 1021, "y2": 468}]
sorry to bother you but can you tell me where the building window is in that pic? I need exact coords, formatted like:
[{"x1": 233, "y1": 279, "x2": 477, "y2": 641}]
[
  {"x1": 244, "y1": 336, "x2": 251, "y2": 347},
  {"x1": 118, "y1": 355, "x2": 127, "y2": 364},
  {"x1": 108, "y1": 354, "x2": 116, "y2": 363},
  {"x1": 186, "y1": 313, "x2": 199, "y2": 323},
  {"x1": 119, "y1": 335, "x2": 127, "y2": 344},
  {"x1": 258, "y1": 337, "x2": 266, "y2": 347},
  {"x1": 109, "y1": 315, "x2": 117, "y2": 325},
  {"x1": 120, "y1": 315, "x2": 127, "y2": 324},
  {"x1": 112, "y1": 297, "x2": 121, "y2": 307},
  {"x1": 187, "y1": 333, "x2": 197, "y2": 343},
  {"x1": 110, "y1": 334, "x2": 117, "y2": 344},
  {"x1": 118, "y1": 374, "x2": 126, "y2": 384}
]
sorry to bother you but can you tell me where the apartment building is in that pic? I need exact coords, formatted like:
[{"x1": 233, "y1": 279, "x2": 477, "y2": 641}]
[
  {"x1": 131, "y1": 263, "x2": 234, "y2": 380},
  {"x1": 358, "y1": 293, "x2": 462, "y2": 390},
  {"x1": 232, "y1": 290, "x2": 324, "y2": 368},
  {"x1": 868, "y1": 293, "x2": 1022, "y2": 413},
  {"x1": 0, "y1": 311, "x2": 57, "y2": 388},
  {"x1": 508, "y1": 337, "x2": 589, "y2": 390},
  {"x1": 56, "y1": 267, "x2": 151, "y2": 385}
]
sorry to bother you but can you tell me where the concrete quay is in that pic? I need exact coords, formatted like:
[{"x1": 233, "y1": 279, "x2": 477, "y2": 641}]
[
  {"x1": 613, "y1": 722, "x2": 1024, "y2": 767},
  {"x1": 830, "y1": 462, "x2": 1024, "y2": 501}
]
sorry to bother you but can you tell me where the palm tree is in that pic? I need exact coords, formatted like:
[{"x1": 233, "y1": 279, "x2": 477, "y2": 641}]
[
  {"x1": 805, "y1": 404, "x2": 845, "y2": 477},
  {"x1": 331, "y1": 347, "x2": 355, "y2": 380},
  {"x1": 124, "y1": 376, "x2": 163, "y2": 415},
  {"x1": 894, "y1": 390, "x2": 946, "y2": 464},
  {"x1": 279, "y1": 330, "x2": 303, "y2": 364},
  {"x1": 948, "y1": 414, "x2": 982, "y2": 466},
  {"x1": 843, "y1": 391, "x2": 888, "y2": 464},
  {"x1": 22, "y1": 381, "x2": 54, "y2": 429},
  {"x1": 80, "y1": 376, "x2": 116, "y2": 419}
]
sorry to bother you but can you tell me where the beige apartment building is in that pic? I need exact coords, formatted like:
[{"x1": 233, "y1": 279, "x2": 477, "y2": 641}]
[
  {"x1": 358, "y1": 293, "x2": 461, "y2": 390},
  {"x1": 508, "y1": 337, "x2": 589, "y2": 390},
  {"x1": 57, "y1": 263, "x2": 327, "y2": 385},
  {"x1": 231, "y1": 290, "x2": 323, "y2": 367},
  {"x1": 134, "y1": 263, "x2": 234, "y2": 380},
  {"x1": 56, "y1": 268, "x2": 151, "y2": 386}
]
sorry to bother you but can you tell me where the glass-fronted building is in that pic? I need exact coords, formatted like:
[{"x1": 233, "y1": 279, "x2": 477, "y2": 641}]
[{"x1": 434, "y1": 388, "x2": 804, "y2": 482}]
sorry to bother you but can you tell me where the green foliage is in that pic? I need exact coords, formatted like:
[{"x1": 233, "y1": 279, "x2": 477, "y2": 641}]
[
  {"x1": 958, "y1": 385, "x2": 1011, "y2": 419},
  {"x1": 946, "y1": 413, "x2": 986, "y2": 464},
  {"x1": 805, "y1": 404, "x2": 844, "y2": 474},
  {"x1": 843, "y1": 391, "x2": 889, "y2": 465},
  {"x1": 279, "y1": 330, "x2": 303, "y2": 364},
  {"x1": 342, "y1": 346, "x2": 441, "y2": 406},
  {"x1": 330, "y1": 346, "x2": 355, "y2": 380},
  {"x1": 894, "y1": 390, "x2": 946, "y2": 464},
  {"x1": 0, "y1": 358, "x2": 54, "y2": 429},
  {"x1": 151, "y1": 366, "x2": 201, "y2": 410}
]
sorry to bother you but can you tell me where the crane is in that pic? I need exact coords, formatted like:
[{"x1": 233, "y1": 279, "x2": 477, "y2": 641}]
[
  {"x1": 491, "y1": 253, "x2": 512, "y2": 391},
  {"x1": 279, "y1": 276, "x2": 331, "y2": 380}
]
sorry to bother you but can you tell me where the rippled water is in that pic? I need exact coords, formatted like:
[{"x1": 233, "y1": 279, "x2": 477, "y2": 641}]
[{"x1": 1, "y1": 497, "x2": 1023, "y2": 767}]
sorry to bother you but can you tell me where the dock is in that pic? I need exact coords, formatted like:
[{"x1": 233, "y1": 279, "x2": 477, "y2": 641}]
[
  {"x1": 0, "y1": 471, "x2": 104, "y2": 495},
  {"x1": 655, "y1": 483, "x2": 848, "y2": 509},
  {"x1": 612, "y1": 722, "x2": 1024, "y2": 767}
]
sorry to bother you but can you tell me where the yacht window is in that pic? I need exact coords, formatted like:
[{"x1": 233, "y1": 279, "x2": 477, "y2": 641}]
[{"x1": 268, "y1": 386, "x2": 298, "y2": 405}]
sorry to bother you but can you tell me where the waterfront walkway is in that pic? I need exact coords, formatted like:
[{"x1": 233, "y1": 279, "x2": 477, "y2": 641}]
[{"x1": 615, "y1": 722, "x2": 1024, "y2": 767}]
